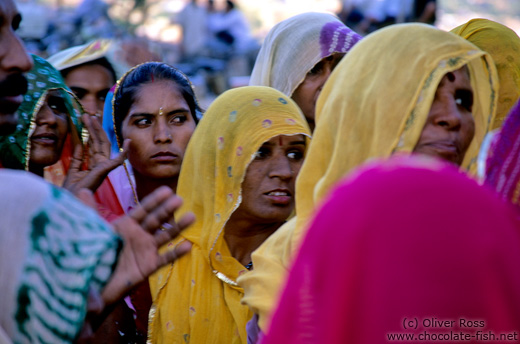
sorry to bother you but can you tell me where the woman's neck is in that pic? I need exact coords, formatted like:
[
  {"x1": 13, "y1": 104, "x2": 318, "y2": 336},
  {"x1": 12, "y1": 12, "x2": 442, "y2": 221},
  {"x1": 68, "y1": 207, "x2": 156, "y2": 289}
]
[
  {"x1": 134, "y1": 172, "x2": 178, "y2": 201},
  {"x1": 224, "y1": 219, "x2": 284, "y2": 267}
]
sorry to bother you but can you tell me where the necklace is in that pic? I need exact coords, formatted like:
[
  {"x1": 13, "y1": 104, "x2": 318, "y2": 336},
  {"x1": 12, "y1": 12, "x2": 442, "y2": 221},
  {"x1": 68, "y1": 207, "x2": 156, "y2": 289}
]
[{"x1": 122, "y1": 160, "x2": 139, "y2": 205}]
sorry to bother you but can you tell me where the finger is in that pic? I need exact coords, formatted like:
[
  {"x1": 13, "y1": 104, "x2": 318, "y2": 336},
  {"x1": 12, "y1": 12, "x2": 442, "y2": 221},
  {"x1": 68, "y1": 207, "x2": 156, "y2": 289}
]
[
  {"x1": 69, "y1": 143, "x2": 84, "y2": 172},
  {"x1": 76, "y1": 188, "x2": 97, "y2": 209},
  {"x1": 86, "y1": 286, "x2": 105, "y2": 315},
  {"x1": 158, "y1": 241, "x2": 192, "y2": 267},
  {"x1": 89, "y1": 137, "x2": 130, "y2": 175},
  {"x1": 128, "y1": 186, "x2": 175, "y2": 224},
  {"x1": 91, "y1": 150, "x2": 127, "y2": 175},
  {"x1": 139, "y1": 194, "x2": 184, "y2": 232},
  {"x1": 69, "y1": 161, "x2": 120, "y2": 193},
  {"x1": 83, "y1": 114, "x2": 103, "y2": 157},
  {"x1": 107, "y1": 139, "x2": 130, "y2": 167},
  {"x1": 90, "y1": 114, "x2": 111, "y2": 157},
  {"x1": 155, "y1": 212, "x2": 196, "y2": 247}
]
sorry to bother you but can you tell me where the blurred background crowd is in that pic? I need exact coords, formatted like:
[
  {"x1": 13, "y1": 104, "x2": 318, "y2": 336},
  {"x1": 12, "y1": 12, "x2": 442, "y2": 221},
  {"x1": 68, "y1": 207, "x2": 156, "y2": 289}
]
[{"x1": 15, "y1": 0, "x2": 520, "y2": 108}]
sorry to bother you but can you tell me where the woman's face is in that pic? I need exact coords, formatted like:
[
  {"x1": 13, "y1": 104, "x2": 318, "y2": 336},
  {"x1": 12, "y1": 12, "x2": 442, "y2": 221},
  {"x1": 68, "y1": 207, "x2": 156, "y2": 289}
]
[
  {"x1": 414, "y1": 66, "x2": 475, "y2": 166},
  {"x1": 291, "y1": 53, "x2": 344, "y2": 131},
  {"x1": 231, "y1": 134, "x2": 307, "y2": 224},
  {"x1": 121, "y1": 80, "x2": 196, "y2": 180},
  {"x1": 29, "y1": 90, "x2": 70, "y2": 169}
]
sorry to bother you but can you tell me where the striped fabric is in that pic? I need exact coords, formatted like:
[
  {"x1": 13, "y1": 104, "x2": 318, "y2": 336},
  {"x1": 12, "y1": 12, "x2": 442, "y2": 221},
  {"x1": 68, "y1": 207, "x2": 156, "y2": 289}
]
[{"x1": 0, "y1": 170, "x2": 120, "y2": 343}]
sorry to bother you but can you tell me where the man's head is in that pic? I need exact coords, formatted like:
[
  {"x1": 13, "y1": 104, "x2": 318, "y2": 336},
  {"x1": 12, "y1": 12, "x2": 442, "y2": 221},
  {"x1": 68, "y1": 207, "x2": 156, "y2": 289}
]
[
  {"x1": 0, "y1": 0, "x2": 33, "y2": 135},
  {"x1": 47, "y1": 40, "x2": 116, "y2": 118}
]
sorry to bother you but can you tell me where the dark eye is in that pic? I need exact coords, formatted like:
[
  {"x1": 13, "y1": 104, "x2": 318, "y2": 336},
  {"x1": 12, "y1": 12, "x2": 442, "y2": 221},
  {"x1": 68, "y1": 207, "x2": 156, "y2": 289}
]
[
  {"x1": 47, "y1": 96, "x2": 68, "y2": 117},
  {"x1": 287, "y1": 149, "x2": 304, "y2": 161},
  {"x1": 171, "y1": 114, "x2": 188, "y2": 125},
  {"x1": 308, "y1": 60, "x2": 325, "y2": 76},
  {"x1": 97, "y1": 89, "x2": 110, "y2": 103},
  {"x1": 135, "y1": 117, "x2": 152, "y2": 126},
  {"x1": 254, "y1": 146, "x2": 271, "y2": 160},
  {"x1": 455, "y1": 89, "x2": 473, "y2": 112},
  {"x1": 72, "y1": 89, "x2": 87, "y2": 100}
]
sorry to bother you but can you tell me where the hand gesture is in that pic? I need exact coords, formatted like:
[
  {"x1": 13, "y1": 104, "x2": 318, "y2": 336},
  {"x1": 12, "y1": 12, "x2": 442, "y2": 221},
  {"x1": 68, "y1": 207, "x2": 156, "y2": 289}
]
[
  {"x1": 100, "y1": 186, "x2": 195, "y2": 305},
  {"x1": 63, "y1": 114, "x2": 128, "y2": 195}
]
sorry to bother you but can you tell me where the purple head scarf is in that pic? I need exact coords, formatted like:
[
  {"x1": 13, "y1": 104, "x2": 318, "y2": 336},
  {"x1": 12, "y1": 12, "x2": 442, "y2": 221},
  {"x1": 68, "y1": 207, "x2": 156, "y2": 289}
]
[
  {"x1": 485, "y1": 99, "x2": 520, "y2": 209},
  {"x1": 320, "y1": 21, "x2": 362, "y2": 57},
  {"x1": 249, "y1": 12, "x2": 361, "y2": 96}
]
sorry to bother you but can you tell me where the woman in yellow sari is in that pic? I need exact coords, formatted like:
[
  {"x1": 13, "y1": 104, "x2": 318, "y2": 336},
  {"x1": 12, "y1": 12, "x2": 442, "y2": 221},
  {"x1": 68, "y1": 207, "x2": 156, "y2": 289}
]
[
  {"x1": 451, "y1": 19, "x2": 520, "y2": 177},
  {"x1": 238, "y1": 23, "x2": 499, "y2": 336},
  {"x1": 451, "y1": 18, "x2": 520, "y2": 130},
  {"x1": 148, "y1": 86, "x2": 311, "y2": 343}
]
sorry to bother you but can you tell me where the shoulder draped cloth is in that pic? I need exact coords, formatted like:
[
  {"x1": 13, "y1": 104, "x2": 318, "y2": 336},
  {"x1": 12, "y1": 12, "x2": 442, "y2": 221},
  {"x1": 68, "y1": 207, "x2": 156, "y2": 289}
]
[
  {"x1": 249, "y1": 12, "x2": 361, "y2": 96},
  {"x1": 0, "y1": 170, "x2": 120, "y2": 343},
  {"x1": 0, "y1": 54, "x2": 84, "y2": 186},
  {"x1": 451, "y1": 18, "x2": 520, "y2": 130},
  {"x1": 148, "y1": 86, "x2": 311, "y2": 343},
  {"x1": 263, "y1": 157, "x2": 520, "y2": 343},
  {"x1": 238, "y1": 23, "x2": 499, "y2": 332}
]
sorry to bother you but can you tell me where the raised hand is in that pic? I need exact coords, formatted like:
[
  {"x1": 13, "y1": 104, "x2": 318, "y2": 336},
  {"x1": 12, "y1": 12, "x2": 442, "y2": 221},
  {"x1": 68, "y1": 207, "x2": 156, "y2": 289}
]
[
  {"x1": 63, "y1": 114, "x2": 128, "y2": 195},
  {"x1": 101, "y1": 186, "x2": 195, "y2": 305}
]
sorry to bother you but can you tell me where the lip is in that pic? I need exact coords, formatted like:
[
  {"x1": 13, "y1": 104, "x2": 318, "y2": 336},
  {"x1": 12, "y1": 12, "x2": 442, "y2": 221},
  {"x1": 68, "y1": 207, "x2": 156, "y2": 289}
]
[
  {"x1": 263, "y1": 188, "x2": 292, "y2": 205},
  {"x1": 151, "y1": 151, "x2": 179, "y2": 162},
  {"x1": 422, "y1": 141, "x2": 461, "y2": 160},
  {"x1": 31, "y1": 132, "x2": 58, "y2": 145}
]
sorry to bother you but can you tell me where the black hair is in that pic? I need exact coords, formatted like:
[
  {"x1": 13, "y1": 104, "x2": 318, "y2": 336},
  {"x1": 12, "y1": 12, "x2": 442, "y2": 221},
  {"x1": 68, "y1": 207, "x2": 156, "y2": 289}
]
[
  {"x1": 61, "y1": 57, "x2": 117, "y2": 85},
  {"x1": 113, "y1": 62, "x2": 202, "y2": 145}
]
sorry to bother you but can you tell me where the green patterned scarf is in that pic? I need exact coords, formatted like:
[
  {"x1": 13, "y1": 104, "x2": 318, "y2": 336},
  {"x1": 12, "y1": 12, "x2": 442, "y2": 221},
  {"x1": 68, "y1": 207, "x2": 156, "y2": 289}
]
[{"x1": 0, "y1": 54, "x2": 83, "y2": 171}]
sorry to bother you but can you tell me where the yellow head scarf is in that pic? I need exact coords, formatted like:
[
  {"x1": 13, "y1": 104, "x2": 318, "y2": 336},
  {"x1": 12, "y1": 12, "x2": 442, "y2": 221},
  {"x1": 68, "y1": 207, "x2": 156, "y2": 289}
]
[
  {"x1": 451, "y1": 18, "x2": 520, "y2": 130},
  {"x1": 239, "y1": 23, "x2": 499, "y2": 332},
  {"x1": 148, "y1": 86, "x2": 311, "y2": 343}
]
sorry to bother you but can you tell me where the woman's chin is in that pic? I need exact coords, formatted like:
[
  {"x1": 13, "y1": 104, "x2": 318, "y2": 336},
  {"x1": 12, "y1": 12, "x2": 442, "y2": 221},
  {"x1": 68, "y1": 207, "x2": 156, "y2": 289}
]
[{"x1": 142, "y1": 166, "x2": 181, "y2": 181}]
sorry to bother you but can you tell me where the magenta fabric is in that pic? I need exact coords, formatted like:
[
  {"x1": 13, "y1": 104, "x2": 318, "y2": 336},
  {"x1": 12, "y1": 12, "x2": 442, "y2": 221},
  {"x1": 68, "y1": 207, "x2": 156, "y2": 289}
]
[
  {"x1": 485, "y1": 99, "x2": 520, "y2": 210},
  {"x1": 263, "y1": 157, "x2": 520, "y2": 344}
]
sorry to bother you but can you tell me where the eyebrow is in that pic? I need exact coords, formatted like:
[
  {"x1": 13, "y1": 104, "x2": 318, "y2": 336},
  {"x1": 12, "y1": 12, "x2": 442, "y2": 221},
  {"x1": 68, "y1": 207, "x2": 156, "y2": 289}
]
[
  {"x1": 96, "y1": 88, "x2": 111, "y2": 96},
  {"x1": 70, "y1": 86, "x2": 88, "y2": 94},
  {"x1": 70, "y1": 86, "x2": 111, "y2": 95}
]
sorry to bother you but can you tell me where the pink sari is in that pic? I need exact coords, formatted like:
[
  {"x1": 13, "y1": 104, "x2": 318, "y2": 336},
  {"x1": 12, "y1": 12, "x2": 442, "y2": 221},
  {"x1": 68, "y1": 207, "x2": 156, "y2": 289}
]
[{"x1": 263, "y1": 157, "x2": 520, "y2": 344}]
